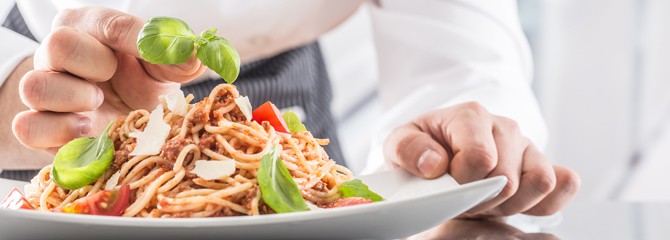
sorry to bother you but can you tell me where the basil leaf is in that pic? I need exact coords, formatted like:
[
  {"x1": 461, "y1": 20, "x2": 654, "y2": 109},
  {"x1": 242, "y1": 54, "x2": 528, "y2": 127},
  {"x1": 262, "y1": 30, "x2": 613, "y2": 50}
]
[
  {"x1": 136, "y1": 17, "x2": 241, "y2": 83},
  {"x1": 339, "y1": 179, "x2": 383, "y2": 202},
  {"x1": 196, "y1": 36, "x2": 241, "y2": 84},
  {"x1": 282, "y1": 110, "x2": 307, "y2": 132},
  {"x1": 258, "y1": 145, "x2": 309, "y2": 213},
  {"x1": 52, "y1": 122, "x2": 115, "y2": 190},
  {"x1": 200, "y1": 28, "x2": 217, "y2": 41},
  {"x1": 137, "y1": 17, "x2": 195, "y2": 64}
]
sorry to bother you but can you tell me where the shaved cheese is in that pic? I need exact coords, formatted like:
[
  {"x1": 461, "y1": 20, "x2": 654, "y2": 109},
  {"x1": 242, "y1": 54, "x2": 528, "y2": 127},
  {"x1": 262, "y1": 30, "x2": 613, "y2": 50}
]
[
  {"x1": 129, "y1": 104, "x2": 171, "y2": 156},
  {"x1": 165, "y1": 90, "x2": 188, "y2": 116},
  {"x1": 104, "y1": 171, "x2": 121, "y2": 190},
  {"x1": 128, "y1": 131, "x2": 141, "y2": 138},
  {"x1": 234, "y1": 96, "x2": 252, "y2": 121},
  {"x1": 191, "y1": 160, "x2": 236, "y2": 180},
  {"x1": 23, "y1": 183, "x2": 36, "y2": 196}
]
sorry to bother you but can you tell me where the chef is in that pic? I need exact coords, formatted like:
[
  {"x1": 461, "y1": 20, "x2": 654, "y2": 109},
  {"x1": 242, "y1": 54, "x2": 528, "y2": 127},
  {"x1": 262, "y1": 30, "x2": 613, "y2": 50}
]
[{"x1": 0, "y1": 0, "x2": 578, "y2": 225}]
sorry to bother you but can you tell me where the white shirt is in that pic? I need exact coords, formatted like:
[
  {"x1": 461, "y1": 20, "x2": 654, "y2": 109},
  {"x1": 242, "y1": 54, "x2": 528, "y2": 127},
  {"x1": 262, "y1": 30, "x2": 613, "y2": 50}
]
[{"x1": 0, "y1": 0, "x2": 547, "y2": 173}]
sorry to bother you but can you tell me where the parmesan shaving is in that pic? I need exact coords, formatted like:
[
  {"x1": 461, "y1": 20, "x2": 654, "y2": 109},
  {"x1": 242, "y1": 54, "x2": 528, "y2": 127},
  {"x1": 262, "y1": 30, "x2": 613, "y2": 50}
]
[
  {"x1": 129, "y1": 104, "x2": 171, "y2": 156},
  {"x1": 191, "y1": 160, "x2": 236, "y2": 180},
  {"x1": 104, "y1": 171, "x2": 121, "y2": 190},
  {"x1": 165, "y1": 90, "x2": 188, "y2": 116},
  {"x1": 234, "y1": 96, "x2": 253, "y2": 121}
]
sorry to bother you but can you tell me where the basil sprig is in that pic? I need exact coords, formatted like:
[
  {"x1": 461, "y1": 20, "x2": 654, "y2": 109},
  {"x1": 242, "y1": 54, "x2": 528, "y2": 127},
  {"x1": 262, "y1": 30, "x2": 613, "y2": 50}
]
[
  {"x1": 282, "y1": 110, "x2": 307, "y2": 133},
  {"x1": 137, "y1": 17, "x2": 195, "y2": 64},
  {"x1": 52, "y1": 122, "x2": 115, "y2": 190},
  {"x1": 195, "y1": 28, "x2": 240, "y2": 83},
  {"x1": 258, "y1": 145, "x2": 309, "y2": 213},
  {"x1": 339, "y1": 179, "x2": 384, "y2": 202},
  {"x1": 137, "y1": 17, "x2": 241, "y2": 84}
]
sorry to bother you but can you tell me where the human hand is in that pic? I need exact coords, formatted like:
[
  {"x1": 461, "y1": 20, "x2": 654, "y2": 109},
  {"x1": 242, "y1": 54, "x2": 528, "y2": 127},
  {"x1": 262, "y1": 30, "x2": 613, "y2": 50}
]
[
  {"x1": 12, "y1": 7, "x2": 206, "y2": 153},
  {"x1": 384, "y1": 102, "x2": 580, "y2": 218}
]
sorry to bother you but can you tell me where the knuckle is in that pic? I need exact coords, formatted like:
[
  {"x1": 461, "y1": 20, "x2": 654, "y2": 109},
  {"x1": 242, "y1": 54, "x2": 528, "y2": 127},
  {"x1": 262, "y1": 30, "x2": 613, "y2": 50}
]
[
  {"x1": 19, "y1": 70, "x2": 47, "y2": 109},
  {"x1": 45, "y1": 27, "x2": 78, "y2": 65},
  {"x1": 466, "y1": 145, "x2": 497, "y2": 171},
  {"x1": 12, "y1": 113, "x2": 37, "y2": 147},
  {"x1": 496, "y1": 117, "x2": 520, "y2": 134},
  {"x1": 53, "y1": 8, "x2": 80, "y2": 27},
  {"x1": 557, "y1": 167, "x2": 581, "y2": 196},
  {"x1": 498, "y1": 175, "x2": 519, "y2": 198},
  {"x1": 461, "y1": 101, "x2": 488, "y2": 116},
  {"x1": 101, "y1": 13, "x2": 136, "y2": 47},
  {"x1": 529, "y1": 172, "x2": 557, "y2": 195}
]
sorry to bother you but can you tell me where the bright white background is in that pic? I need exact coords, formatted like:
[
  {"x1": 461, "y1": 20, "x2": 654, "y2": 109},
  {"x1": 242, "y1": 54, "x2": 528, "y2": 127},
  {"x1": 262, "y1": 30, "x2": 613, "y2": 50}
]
[
  {"x1": 2, "y1": 1, "x2": 670, "y2": 239},
  {"x1": 321, "y1": 1, "x2": 670, "y2": 239}
]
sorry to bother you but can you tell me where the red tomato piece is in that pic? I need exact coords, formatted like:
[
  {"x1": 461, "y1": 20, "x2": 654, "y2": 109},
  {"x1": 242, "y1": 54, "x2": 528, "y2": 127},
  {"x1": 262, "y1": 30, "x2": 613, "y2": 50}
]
[
  {"x1": 1, "y1": 188, "x2": 35, "y2": 210},
  {"x1": 251, "y1": 101, "x2": 290, "y2": 133},
  {"x1": 55, "y1": 185, "x2": 130, "y2": 216},
  {"x1": 322, "y1": 197, "x2": 373, "y2": 208}
]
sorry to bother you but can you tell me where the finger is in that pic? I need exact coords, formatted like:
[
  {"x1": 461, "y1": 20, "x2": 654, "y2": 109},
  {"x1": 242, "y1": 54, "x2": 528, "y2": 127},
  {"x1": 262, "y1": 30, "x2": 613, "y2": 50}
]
[
  {"x1": 524, "y1": 165, "x2": 581, "y2": 216},
  {"x1": 54, "y1": 7, "x2": 203, "y2": 82},
  {"x1": 12, "y1": 111, "x2": 92, "y2": 149},
  {"x1": 493, "y1": 143, "x2": 556, "y2": 216},
  {"x1": 442, "y1": 102, "x2": 498, "y2": 183},
  {"x1": 142, "y1": 56, "x2": 208, "y2": 83},
  {"x1": 19, "y1": 70, "x2": 104, "y2": 112},
  {"x1": 53, "y1": 8, "x2": 143, "y2": 58},
  {"x1": 463, "y1": 117, "x2": 525, "y2": 215},
  {"x1": 34, "y1": 26, "x2": 117, "y2": 82},
  {"x1": 109, "y1": 53, "x2": 183, "y2": 110},
  {"x1": 383, "y1": 123, "x2": 451, "y2": 179}
]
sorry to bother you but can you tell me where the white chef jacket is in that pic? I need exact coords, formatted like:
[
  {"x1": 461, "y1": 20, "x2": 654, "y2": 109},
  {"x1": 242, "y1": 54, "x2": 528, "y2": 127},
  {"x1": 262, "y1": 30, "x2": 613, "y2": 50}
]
[{"x1": 0, "y1": 0, "x2": 547, "y2": 173}]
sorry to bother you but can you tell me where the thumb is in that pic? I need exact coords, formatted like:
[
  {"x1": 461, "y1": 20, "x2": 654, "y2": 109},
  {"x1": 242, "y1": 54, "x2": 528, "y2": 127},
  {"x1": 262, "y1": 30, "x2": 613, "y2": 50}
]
[
  {"x1": 383, "y1": 123, "x2": 451, "y2": 179},
  {"x1": 55, "y1": 7, "x2": 204, "y2": 83}
]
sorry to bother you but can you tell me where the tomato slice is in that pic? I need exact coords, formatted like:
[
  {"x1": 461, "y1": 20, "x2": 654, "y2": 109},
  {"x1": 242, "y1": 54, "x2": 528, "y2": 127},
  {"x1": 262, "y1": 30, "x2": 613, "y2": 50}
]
[
  {"x1": 252, "y1": 101, "x2": 290, "y2": 133},
  {"x1": 321, "y1": 197, "x2": 373, "y2": 208},
  {"x1": 1, "y1": 188, "x2": 35, "y2": 210},
  {"x1": 55, "y1": 185, "x2": 130, "y2": 216}
]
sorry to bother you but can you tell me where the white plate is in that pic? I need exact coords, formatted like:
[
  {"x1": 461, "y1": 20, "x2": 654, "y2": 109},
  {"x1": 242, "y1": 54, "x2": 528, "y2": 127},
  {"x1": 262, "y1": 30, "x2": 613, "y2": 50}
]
[{"x1": 0, "y1": 169, "x2": 505, "y2": 240}]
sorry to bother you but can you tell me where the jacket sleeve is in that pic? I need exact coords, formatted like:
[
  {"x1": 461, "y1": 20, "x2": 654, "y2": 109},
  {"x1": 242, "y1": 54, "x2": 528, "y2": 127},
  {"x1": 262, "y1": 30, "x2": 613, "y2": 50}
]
[{"x1": 0, "y1": 26, "x2": 38, "y2": 87}]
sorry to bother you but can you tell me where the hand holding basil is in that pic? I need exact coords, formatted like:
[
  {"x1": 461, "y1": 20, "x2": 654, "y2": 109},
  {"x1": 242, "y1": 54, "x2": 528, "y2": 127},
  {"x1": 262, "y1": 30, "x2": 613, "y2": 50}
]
[
  {"x1": 137, "y1": 17, "x2": 240, "y2": 83},
  {"x1": 52, "y1": 122, "x2": 115, "y2": 190}
]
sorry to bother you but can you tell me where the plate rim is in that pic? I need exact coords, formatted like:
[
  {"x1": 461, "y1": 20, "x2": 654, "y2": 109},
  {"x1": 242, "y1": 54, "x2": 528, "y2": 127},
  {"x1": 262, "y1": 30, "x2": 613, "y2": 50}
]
[{"x1": 0, "y1": 175, "x2": 506, "y2": 227}]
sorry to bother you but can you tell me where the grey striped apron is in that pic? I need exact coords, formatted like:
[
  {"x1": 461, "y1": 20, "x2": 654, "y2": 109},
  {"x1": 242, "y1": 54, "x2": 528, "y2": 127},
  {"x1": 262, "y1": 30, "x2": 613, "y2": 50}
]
[{"x1": 1, "y1": 4, "x2": 345, "y2": 181}]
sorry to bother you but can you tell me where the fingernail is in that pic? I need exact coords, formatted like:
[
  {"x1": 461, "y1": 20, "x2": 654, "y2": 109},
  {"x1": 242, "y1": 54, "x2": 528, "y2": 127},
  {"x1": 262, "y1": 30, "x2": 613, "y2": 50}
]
[
  {"x1": 78, "y1": 116, "x2": 92, "y2": 136},
  {"x1": 418, "y1": 149, "x2": 443, "y2": 177},
  {"x1": 96, "y1": 87, "x2": 104, "y2": 107}
]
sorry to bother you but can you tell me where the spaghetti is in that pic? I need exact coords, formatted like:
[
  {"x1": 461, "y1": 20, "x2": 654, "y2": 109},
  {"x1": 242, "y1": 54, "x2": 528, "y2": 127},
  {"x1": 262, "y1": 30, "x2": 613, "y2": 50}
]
[{"x1": 25, "y1": 84, "x2": 353, "y2": 217}]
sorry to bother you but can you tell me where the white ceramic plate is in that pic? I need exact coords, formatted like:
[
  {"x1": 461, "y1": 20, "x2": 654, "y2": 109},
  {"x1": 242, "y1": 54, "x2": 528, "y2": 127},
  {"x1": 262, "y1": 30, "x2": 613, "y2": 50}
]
[{"x1": 0, "y1": 169, "x2": 505, "y2": 240}]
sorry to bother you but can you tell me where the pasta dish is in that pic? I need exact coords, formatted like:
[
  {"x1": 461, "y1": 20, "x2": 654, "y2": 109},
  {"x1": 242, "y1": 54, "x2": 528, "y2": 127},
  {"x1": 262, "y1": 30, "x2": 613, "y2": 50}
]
[{"x1": 16, "y1": 84, "x2": 375, "y2": 217}]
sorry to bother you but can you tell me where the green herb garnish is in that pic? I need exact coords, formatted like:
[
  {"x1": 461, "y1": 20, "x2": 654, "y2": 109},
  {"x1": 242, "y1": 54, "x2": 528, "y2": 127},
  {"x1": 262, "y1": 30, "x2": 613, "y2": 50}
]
[
  {"x1": 52, "y1": 122, "x2": 115, "y2": 190},
  {"x1": 137, "y1": 17, "x2": 241, "y2": 83},
  {"x1": 257, "y1": 145, "x2": 309, "y2": 213},
  {"x1": 195, "y1": 28, "x2": 240, "y2": 83},
  {"x1": 339, "y1": 179, "x2": 384, "y2": 202},
  {"x1": 282, "y1": 110, "x2": 307, "y2": 133}
]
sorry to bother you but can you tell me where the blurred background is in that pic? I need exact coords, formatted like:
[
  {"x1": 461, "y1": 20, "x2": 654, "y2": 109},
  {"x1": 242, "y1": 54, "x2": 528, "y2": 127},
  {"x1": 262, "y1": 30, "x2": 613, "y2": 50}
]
[
  {"x1": 316, "y1": 0, "x2": 670, "y2": 239},
  {"x1": 2, "y1": 0, "x2": 669, "y2": 239}
]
